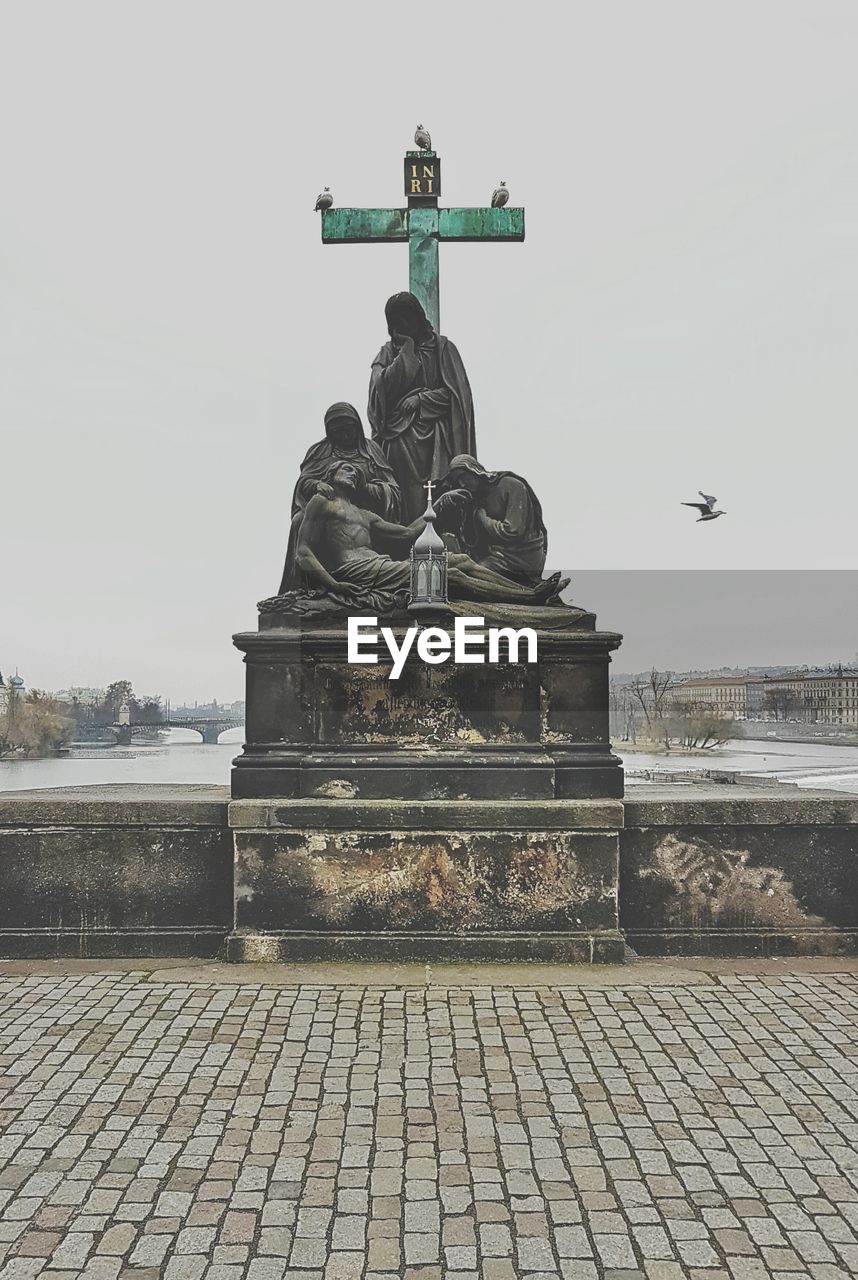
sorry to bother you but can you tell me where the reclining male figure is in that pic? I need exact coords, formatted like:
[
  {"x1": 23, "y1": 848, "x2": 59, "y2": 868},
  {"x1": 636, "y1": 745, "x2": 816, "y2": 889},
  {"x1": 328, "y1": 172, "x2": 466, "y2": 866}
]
[{"x1": 295, "y1": 461, "x2": 565, "y2": 604}]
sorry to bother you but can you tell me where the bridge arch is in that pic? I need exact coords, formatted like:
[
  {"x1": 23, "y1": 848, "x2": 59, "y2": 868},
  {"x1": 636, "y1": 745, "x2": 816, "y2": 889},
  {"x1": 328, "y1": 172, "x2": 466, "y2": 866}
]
[
  {"x1": 165, "y1": 724, "x2": 206, "y2": 744},
  {"x1": 165, "y1": 721, "x2": 245, "y2": 745},
  {"x1": 109, "y1": 720, "x2": 244, "y2": 746},
  {"x1": 214, "y1": 724, "x2": 245, "y2": 744}
]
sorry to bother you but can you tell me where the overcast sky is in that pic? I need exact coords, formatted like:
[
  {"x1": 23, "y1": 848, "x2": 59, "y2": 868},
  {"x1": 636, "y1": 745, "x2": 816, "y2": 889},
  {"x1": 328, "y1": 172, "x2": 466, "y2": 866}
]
[{"x1": 1, "y1": 0, "x2": 856, "y2": 701}]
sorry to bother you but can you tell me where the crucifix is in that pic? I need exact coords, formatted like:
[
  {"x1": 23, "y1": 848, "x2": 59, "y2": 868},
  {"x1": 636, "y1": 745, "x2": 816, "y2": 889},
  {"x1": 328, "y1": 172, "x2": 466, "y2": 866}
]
[{"x1": 320, "y1": 147, "x2": 524, "y2": 332}]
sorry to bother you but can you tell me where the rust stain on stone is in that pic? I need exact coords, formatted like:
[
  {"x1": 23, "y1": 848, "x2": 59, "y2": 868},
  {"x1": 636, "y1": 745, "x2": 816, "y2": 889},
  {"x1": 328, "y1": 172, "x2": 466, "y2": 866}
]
[
  {"x1": 641, "y1": 833, "x2": 827, "y2": 931},
  {"x1": 265, "y1": 829, "x2": 609, "y2": 933},
  {"x1": 315, "y1": 664, "x2": 544, "y2": 746}
]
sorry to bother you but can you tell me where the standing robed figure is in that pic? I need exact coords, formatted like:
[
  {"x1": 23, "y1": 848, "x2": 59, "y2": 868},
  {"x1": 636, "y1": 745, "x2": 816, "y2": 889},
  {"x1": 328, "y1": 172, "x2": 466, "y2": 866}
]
[{"x1": 368, "y1": 292, "x2": 476, "y2": 522}]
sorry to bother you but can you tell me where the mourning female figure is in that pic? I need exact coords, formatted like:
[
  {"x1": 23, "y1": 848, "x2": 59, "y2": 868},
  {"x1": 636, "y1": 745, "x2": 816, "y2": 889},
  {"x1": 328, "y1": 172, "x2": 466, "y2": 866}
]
[
  {"x1": 278, "y1": 402, "x2": 400, "y2": 592},
  {"x1": 368, "y1": 292, "x2": 476, "y2": 522},
  {"x1": 435, "y1": 454, "x2": 548, "y2": 586}
]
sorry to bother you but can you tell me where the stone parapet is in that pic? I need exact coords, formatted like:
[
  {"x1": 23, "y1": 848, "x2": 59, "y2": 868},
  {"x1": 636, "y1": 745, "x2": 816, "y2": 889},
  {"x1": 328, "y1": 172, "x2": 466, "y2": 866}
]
[
  {"x1": 620, "y1": 785, "x2": 858, "y2": 957},
  {"x1": 624, "y1": 789, "x2": 858, "y2": 827},
  {"x1": 0, "y1": 782, "x2": 856, "y2": 959},
  {"x1": 0, "y1": 785, "x2": 232, "y2": 958}
]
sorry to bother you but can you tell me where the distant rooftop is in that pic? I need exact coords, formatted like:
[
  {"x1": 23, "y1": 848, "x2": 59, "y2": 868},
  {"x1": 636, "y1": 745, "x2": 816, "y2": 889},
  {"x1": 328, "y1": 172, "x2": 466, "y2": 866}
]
[
  {"x1": 677, "y1": 676, "x2": 750, "y2": 687},
  {"x1": 773, "y1": 668, "x2": 858, "y2": 682}
]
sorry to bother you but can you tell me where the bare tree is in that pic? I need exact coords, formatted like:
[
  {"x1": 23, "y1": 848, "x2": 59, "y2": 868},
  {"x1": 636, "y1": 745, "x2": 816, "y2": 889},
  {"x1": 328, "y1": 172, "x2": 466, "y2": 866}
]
[
  {"x1": 763, "y1": 688, "x2": 802, "y2": 722},
  {"x1": 628, "y1": 669, "x2": 675, "y2": 737},
  {"x1": 609, "y1": 680, "x2": 640, "y2": 744}
]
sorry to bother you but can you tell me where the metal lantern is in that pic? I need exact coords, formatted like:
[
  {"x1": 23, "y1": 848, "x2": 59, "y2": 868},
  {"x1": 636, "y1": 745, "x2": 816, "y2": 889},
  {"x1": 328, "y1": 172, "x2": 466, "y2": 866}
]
[{"x1": 408, "y1": 486, "x2": 449, "y2": 618}]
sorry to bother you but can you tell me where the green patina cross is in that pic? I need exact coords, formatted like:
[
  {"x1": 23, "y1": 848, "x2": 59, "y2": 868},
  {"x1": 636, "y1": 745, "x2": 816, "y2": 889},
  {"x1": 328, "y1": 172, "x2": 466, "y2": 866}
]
[{"x1": 320, "y1": 151, "x2": 524, "y2": 332}]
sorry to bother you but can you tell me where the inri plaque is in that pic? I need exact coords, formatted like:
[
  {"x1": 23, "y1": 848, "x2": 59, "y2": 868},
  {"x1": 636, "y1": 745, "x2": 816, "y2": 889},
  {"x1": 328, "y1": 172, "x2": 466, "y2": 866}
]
[{"x1": 404, "y1": 154, "x2": 441, "y2": 201}]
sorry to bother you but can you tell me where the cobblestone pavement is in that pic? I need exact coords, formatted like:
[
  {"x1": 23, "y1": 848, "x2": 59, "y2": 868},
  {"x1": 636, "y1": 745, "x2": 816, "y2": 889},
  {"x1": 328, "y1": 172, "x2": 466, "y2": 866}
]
[{"x1": 1, "y1": 965, "x2": 858, "y2": 1280}]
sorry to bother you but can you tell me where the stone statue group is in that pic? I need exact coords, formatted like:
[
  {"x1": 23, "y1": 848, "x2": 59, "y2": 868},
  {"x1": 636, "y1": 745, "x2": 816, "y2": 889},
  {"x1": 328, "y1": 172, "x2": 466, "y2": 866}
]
[{"x1": 273, "y1": 291, "x2": 564, "y2": 615}]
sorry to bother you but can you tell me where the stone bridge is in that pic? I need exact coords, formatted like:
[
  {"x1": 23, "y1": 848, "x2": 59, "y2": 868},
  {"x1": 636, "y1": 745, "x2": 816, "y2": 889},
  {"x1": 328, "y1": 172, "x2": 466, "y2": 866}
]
[
  {"x1": 165, "y1": 718, "x2": 244, "y2": 745},
  {"x1": 111, "y1": 719, "x2": 243, "y2": 745}
]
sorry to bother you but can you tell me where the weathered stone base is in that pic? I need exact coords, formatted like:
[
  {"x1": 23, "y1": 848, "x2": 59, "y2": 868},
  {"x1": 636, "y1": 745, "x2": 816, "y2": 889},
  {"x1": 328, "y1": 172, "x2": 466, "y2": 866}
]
[
  {"x1": 225, "y1": 929, "x2": 625, "y2": 963},
  {"x1": 229, "y1": 798, "x2": 623, "y2": 963},
  {"x1": 231, "y1": 623, "x2": 624, "y2": 800},
  {"x1": 231, "y1": 747, "x2": 623, "y2": 802},
  {"x1": 620, "y1": 790, "x2": 858, "y2": 955},
  {"x1": 0, "y1": 926, "x2": 228, "y2": 960},
  {"x1": 0, "y1": 785, "x2": 233, "y2": 959},
  {"x1": 626, "y1": 927, "x2": 858, "y2": 958}
]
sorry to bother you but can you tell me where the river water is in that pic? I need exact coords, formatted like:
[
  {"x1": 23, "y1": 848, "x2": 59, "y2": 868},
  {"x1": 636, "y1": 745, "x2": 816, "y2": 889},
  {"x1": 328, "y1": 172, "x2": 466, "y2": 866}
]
[
  {"x1": 0, "y1": 729, "x2": 244, "y2": 792},
  {"x1": 1, "y1": 730, "x2": 858, "y2": 794}
]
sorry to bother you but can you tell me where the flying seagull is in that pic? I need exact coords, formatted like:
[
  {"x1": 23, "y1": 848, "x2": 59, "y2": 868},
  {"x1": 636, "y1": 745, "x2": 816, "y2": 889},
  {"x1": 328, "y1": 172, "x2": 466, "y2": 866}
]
[
  {"x1": 414, "y1": 124, "x2": 432, "y2": 151},
  {"x1": 491, "y1": 181, "x2": 509, "y2": 208},
  {"x1": 682, "y1": 491, "x2": 726, "y2": 522},
  {"x1": 314, "y1": 187, "x2": 333, "y2": 212}
]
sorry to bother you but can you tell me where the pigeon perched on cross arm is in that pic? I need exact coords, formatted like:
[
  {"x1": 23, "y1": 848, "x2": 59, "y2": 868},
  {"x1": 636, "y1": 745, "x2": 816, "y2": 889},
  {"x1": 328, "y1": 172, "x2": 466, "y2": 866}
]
[
  {"x1": 314, "y1": 187, "x2": 333, "y2": 212},
  {"x1": 682, "y1": 491, "x2": 726, "y2": 522},
  {"x1": 414, "y1": 124, "x2": 432, "y2": 151},
  {"x1": 491, "y1": 181, "x2": 509, "y2": 208}
]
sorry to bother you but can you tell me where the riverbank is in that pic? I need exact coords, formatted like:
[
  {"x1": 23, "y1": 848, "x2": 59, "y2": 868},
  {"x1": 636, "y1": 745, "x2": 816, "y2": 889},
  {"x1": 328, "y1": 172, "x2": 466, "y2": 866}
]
[
  {"x1": 616, "y1": 739, "x2": 719, "y2": 755},
  {"x1": 734, "y1": 722, "x2": 858, "y2": 747},
  {"x1": 620, "y1": 727, "x2": 858, "y2": 752}
]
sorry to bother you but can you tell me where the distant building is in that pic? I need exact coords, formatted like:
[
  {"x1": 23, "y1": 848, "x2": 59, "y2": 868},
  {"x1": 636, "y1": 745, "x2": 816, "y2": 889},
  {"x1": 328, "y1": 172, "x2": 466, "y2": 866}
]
[
  {"x1": 0, "y1": 670, "x2": 25, "y2": 714},
  {"x1": 761, "y1": 668, "x2": 858, "y2": 725},
  {"x1": 53, "y1": 687, "x2": 104, "y2": 706},
  {"x1": 744, "y1": 675, "x2": 767, "y2": 718},
  {"x1": 170, "y1": 699, "x2": 244, "y2": 721},
  {"x1": 615, "y1": 666, "x2": 858, "y2": 730},
  {"x1": 671, "y1": 676, "x2": 749, "y2": 720}
]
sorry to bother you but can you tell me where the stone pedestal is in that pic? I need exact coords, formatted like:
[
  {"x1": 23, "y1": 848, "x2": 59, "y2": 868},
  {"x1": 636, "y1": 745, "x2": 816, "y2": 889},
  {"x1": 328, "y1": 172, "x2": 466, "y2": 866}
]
[
  {"x1": 227, "y1": 798, "x2": 624, "y2": 962},
  {"x1": 231, "y1": 618, "x2": 623, "y2": 801},
  {"x1": 228, "y1": 612, "x2": 624, "y2": 961}
]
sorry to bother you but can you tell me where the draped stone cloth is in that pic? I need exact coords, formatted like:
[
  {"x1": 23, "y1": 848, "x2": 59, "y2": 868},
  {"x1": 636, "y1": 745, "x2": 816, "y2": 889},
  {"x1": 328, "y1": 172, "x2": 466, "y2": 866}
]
[
  {"x1": 278, "y1": 404, "x2": 400, "y2": 593},
  {"x1": 368, "y1": 302, "x2": 476, "y2": 523},
  {"x1": 439, "y1": 455, "x2": 548, "y2": 585}
]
